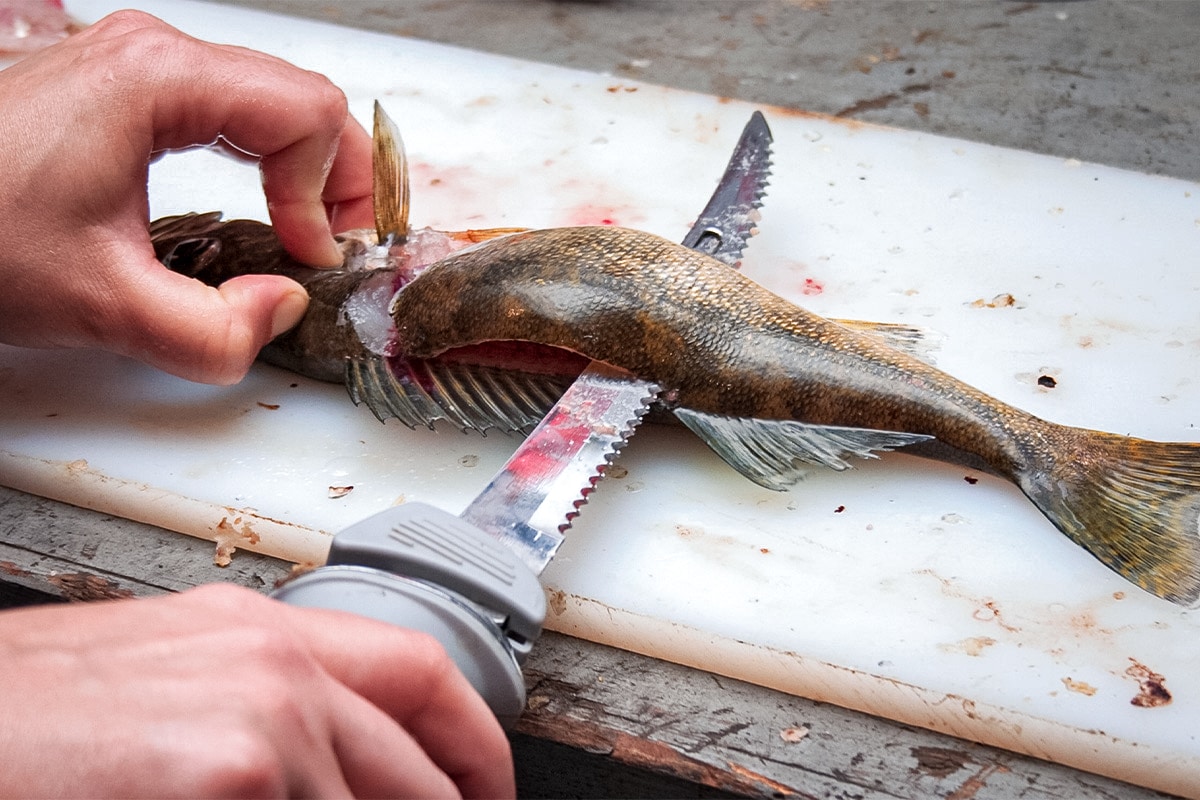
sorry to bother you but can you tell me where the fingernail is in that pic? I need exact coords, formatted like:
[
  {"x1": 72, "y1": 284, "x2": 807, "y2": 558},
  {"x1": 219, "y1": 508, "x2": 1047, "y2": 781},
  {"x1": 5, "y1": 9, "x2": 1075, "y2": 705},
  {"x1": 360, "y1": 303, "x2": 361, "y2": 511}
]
[
  {"x1": 313, "y1": 236, "x2": 345, "y2": 268},
  {"x1": 270, "y1": 289, "x2": 310, "y2": 338}
]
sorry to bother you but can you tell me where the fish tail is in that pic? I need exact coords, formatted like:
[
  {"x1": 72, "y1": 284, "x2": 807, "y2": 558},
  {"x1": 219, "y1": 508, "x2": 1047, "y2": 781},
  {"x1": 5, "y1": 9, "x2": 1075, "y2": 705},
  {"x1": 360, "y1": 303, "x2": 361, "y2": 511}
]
[{"x1": 1019, "y1": 426, "x2": 1200, "y2": 606}]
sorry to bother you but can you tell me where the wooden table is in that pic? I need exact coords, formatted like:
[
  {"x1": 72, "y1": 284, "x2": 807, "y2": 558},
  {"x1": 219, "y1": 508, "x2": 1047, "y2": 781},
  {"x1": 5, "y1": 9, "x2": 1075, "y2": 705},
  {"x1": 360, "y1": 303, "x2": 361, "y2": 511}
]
[
  {"x1": 0, "y1": 485, "x2": 1170, "y2": 799},
  {"x1": 4, "y1": 2, "x2": 1196, "y2": 797}
]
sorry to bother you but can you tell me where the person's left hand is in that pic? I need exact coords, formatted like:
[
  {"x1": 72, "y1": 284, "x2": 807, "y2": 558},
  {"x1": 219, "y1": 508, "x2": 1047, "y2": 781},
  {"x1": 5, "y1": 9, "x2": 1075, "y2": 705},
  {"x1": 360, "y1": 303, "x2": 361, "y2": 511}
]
[{"x1": 0, "y1": 10, "x2": 375, "y2": 384}]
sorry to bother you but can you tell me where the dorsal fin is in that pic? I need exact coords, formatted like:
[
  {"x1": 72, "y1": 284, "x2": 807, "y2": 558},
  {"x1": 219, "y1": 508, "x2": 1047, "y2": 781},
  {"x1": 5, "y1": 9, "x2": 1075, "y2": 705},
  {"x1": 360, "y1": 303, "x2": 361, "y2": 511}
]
[
  {"x1": 830, "y1": 318, "x2": 940, "y2": 364},
  {"x1": 372, "y1": 101, "x2": 409, "y2": 245},
  {"x1": 673, "y1": 408, "x2": 933, "y2": 491},
  {"x1": 345, "y1": 354, "x2": 569, "y2": 434}
]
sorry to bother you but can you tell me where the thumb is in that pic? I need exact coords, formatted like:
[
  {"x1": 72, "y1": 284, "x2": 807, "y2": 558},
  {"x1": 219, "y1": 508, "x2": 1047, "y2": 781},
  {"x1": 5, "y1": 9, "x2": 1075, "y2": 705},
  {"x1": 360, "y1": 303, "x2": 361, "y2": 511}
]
[{"x1": 110, "y1": 268, "x2": 309, "y2": 385}]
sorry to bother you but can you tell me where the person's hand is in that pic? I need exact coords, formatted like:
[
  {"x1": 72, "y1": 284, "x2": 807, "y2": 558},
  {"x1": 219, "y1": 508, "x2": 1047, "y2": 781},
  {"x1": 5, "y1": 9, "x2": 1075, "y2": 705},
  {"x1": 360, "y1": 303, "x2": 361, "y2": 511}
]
[
  {"x1": 0, "y1": 584, "x2": 515, "y2": 798},
  {"x1": 0, "y1": 10, "x2": 375, "y2": 384}
]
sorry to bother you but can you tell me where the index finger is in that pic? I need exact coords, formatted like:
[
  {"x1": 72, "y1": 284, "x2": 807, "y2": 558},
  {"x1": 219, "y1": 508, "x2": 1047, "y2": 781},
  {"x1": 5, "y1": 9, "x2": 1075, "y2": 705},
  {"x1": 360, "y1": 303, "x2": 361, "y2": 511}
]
[
  {"x1": 282, "y1": 604, "x2": 517, "y2": 799},
  {"x1": 151, "y1": 47, "x2": 366, "y2": 266},
  {"x1": 102, "y1": 15, "x2": 371, "y2": 265},
  {"x1": 256, "y1": 105, "x2": 374, "y2": 265}
]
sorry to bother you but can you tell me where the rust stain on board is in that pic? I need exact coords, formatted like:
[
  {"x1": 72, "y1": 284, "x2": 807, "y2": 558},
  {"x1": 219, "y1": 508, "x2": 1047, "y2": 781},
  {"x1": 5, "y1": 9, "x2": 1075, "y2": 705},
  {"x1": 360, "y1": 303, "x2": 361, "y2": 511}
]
[
  {"x1": 47, "y1": 572, "x2": 134, "y2": 602},
  {"x1": 517, "y1": 706, "x2": 794, "y2": 797},
  {"x1": 0, "y1": 560, "x2": 32, "y2": 578},
  {"x1": 911, "y1": 745, "x2": 969, "y2": 779},
  {"x1": 947, "y1": 763, "x2": 1010, "y2": 800},
  {"x1": 724, "y1": 761, "x2": 796, "y2": 796},
  {"x1": 546, "y1": 587, "x2": 568, "y2": 617},
  {"x1": 213, "y1": 515, "x2": 262, "y2": 566}
]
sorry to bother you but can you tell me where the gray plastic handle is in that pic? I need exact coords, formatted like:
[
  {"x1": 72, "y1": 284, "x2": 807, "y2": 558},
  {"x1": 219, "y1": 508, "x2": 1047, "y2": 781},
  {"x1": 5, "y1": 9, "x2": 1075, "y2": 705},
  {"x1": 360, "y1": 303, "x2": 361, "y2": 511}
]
[{"x1": 272, "y1": 502, "x2": 548, "y2": 729}]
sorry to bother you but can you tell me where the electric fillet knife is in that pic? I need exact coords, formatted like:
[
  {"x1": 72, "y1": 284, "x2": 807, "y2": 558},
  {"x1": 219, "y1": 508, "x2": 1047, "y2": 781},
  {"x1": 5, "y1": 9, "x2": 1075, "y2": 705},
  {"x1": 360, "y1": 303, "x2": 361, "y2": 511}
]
[{"x1": 272, "y1": 111, "x2": 774, "y2": 728}]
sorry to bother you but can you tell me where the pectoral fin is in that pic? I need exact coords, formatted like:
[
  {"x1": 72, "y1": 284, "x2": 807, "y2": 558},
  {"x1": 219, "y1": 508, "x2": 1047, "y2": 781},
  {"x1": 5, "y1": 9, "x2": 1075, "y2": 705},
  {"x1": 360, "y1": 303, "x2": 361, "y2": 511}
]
[
  {"x1": 346, "y1": 354, "x2": 570, "y2": 434},
  {"x1": 674, "y1": 408, "x2": 933, "y2": 491}
]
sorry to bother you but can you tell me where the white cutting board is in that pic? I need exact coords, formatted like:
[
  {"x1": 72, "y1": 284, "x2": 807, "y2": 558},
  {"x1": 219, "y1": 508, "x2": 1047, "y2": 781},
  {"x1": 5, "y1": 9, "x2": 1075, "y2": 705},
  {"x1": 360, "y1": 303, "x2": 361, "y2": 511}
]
[{"x1": 3, "y1": 1, "x2": 1199, "y2": 794}]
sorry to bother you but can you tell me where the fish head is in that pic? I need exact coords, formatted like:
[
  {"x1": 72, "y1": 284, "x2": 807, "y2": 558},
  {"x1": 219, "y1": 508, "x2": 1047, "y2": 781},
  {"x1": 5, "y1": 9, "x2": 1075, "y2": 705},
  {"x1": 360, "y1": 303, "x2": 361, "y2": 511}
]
[{"x1": 150, "y1": 213, "x2": 306, "y2": 286}]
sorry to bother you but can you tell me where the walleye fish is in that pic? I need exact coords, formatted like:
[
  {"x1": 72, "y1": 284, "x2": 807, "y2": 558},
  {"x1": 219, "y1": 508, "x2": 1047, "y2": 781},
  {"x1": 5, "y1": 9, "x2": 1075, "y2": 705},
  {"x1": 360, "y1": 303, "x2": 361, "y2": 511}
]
[{"x1": 151, "y1": 108, "x2": 1200, "y2": 608}]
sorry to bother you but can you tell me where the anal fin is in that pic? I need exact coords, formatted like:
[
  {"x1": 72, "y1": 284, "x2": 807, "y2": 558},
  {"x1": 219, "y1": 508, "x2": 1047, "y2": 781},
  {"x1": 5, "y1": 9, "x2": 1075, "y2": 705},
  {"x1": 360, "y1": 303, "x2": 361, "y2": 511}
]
[{"x1": 674, "y1": 408, "x2": 933, "y2": 491}]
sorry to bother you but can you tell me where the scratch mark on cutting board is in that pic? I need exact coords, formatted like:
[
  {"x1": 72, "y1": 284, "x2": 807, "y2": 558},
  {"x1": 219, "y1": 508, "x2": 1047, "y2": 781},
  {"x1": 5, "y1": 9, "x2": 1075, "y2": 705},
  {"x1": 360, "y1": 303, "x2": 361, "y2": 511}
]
[{"x1": 916, "y1": 570, "x2": 1020, "y2": 633}]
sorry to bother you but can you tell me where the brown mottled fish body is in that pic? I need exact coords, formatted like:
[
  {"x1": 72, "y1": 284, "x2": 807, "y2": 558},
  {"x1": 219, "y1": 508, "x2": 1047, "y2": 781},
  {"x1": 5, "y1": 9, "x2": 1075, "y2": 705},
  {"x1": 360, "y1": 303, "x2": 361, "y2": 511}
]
[
  {"x1": 393, "y1": 226, "x2": 1033, "y2": 474},
  {"x1": 391, "y1": 225, "x2": 1200, "y2": 605},
  {"x1": 151, "y1": 215, "x2": 1200, "y2": 607}
]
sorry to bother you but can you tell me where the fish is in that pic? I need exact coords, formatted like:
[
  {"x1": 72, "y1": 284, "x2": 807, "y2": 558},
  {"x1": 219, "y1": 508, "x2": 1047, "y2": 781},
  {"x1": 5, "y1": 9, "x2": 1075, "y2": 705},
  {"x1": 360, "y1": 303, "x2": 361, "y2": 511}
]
[{"x1": 150, "y1": 109, "x2": 1200, "y2": 608}]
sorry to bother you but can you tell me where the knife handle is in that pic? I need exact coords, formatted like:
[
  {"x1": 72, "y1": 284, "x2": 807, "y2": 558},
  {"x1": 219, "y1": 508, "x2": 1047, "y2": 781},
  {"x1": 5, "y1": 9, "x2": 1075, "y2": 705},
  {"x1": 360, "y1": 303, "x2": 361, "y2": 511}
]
[{"x1": 271, "y1": 502, "x2": 547, "y2": 729}]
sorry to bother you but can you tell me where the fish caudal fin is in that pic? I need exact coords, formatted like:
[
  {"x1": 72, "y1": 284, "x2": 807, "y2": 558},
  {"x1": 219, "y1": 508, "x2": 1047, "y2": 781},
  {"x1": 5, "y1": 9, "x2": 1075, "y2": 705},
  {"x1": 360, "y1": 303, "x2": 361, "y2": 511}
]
[
  {"x1": 1020, "y1": 428, "x2": 1200, "y2": 607},
  {"x1": 674, "y1": 408, "x2": 933, "y2": 491}
]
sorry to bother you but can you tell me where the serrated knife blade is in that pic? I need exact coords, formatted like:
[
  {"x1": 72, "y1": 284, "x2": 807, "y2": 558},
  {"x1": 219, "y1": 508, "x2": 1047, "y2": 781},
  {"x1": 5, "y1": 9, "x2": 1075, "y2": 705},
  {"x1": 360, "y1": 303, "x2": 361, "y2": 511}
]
[
  {"x1": 459, "y1": 363, "x2": 658, "y2": 575},
  {"x1": 458, "y1": 111, "x2": 773, "y2": 574},
  {"x1": 680, "y1": 110, "x2": 773, "y2": 266},
  {"x1": 461, "y1": 110, "x2": 775, "y2": 573}
]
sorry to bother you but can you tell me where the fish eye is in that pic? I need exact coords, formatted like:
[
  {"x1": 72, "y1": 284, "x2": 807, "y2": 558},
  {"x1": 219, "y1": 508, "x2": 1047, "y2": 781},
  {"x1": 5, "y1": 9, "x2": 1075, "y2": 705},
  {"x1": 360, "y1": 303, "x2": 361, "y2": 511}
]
[{"x1": 162, "y1": 237, "x2": 221, "y2": 277}]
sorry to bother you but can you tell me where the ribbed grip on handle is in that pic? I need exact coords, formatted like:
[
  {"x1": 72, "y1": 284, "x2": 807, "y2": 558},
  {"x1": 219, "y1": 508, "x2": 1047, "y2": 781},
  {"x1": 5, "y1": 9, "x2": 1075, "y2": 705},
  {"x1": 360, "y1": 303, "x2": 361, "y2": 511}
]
[
  {"x1": 326, "y1": 502, "x2": 546, "y2": 656},
  {"x1": 272, "y1": 502, "x2": 548, "y2": 729}
]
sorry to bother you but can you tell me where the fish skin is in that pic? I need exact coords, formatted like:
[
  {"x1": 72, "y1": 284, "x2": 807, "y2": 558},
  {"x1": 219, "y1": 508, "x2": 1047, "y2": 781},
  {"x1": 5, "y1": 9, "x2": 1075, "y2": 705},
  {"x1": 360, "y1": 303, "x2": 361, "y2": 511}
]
[
  {"x1": 151, "y1": 215, "x2": 1200, "y2": 607},
  {"x1": 387, "y1": 224, "x2": 1200, "y2": 607},
  {"x1": 390, "y1": 226, "x2": 1016, "y2": 450},
  {"x1": 150, "y1": 213, "x2": 497, "y2": 382}
]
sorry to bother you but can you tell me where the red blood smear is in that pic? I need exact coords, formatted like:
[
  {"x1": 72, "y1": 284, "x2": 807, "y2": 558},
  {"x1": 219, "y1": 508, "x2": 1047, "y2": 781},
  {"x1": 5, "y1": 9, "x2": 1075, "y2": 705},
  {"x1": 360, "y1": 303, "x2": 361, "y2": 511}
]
[
  {"x1": 564, "y1": 204, "x2": 621, "y2": 227},
  {"x1": 802, "y1": 278, "x2": 824, "y2": 296}
]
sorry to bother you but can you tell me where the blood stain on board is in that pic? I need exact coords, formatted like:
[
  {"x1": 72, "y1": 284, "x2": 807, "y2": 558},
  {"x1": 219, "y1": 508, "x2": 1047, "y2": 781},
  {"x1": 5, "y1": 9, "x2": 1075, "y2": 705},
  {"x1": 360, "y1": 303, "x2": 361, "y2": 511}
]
[
  {"x1": 1126, "y1": 659, "x2": 1172, "y2": 708},
  {"x1": 564, "y1": 204, "x2": 623, "y2": 227},
  {"x1": 801, "y1": 277, "x2": 824, "y2": 296}
]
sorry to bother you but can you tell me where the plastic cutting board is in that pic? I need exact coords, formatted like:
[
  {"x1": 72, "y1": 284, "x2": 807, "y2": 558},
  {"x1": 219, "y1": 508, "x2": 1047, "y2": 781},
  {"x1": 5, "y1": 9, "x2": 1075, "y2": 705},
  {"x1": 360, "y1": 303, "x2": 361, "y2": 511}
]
[{"x1": 2, "y1": 2, "x2": 1198, "y2": 794}]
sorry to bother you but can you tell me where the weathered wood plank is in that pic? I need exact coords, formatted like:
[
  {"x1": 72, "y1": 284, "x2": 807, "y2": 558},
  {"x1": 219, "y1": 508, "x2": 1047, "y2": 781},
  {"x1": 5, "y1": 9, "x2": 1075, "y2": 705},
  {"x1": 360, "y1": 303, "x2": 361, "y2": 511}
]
[{"x1": 0, "y1": 485, "x2": 1167, "y2": 798}]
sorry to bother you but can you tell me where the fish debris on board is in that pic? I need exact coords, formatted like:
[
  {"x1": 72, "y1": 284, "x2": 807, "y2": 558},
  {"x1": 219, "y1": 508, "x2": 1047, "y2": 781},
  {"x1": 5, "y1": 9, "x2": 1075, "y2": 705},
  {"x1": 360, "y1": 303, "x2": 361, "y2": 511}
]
[{"x1": 150, "y1": 105, "x2": 1200, "y2": 608}]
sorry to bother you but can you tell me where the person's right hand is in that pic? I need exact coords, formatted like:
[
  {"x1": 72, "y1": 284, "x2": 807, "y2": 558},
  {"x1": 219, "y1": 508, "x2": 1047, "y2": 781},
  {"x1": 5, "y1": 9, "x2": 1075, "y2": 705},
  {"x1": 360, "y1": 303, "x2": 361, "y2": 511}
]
[{"x1": 0, "y1": 584, "x2": 515, "y2": 798}]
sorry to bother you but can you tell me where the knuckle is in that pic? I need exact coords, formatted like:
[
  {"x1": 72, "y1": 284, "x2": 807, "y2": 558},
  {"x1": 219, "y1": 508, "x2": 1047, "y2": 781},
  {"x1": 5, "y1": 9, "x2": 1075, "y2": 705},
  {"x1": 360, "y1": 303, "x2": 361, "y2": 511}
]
[
  {"x1": 188, "y1": 731, "x2": 288, "y2": 799},
  {"x1": 92, "y1": 13, "x2": 184, "y2": 69},
  {"x1": 88, "y1": 9, "x2": 166, "y2": 38},
  {"x1": 395, "y1": 628, "x2": 457, "y2": 691},
  {"x1": 185, "y1": 582, "x2": 272, "y2": 615},
  {"x1": 300, "y1": 70, "x2": 350, "y2": 132}
]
